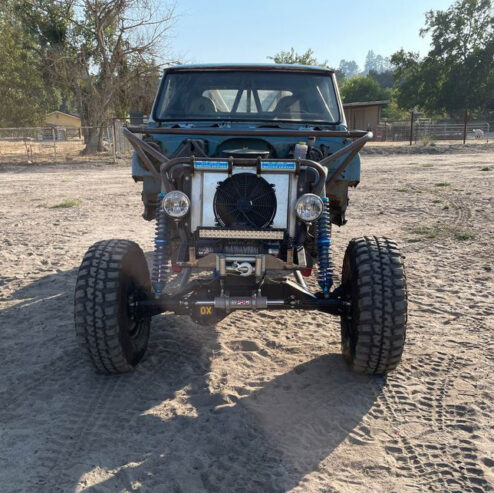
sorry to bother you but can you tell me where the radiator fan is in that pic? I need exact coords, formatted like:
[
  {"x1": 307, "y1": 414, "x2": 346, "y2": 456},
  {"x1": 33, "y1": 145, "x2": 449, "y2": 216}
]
[{"x1": 214, "y1": 173, "x2": 277, "y2": 228}]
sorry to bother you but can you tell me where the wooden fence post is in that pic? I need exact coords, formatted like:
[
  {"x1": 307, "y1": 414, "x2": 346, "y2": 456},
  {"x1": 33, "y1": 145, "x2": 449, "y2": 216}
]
[
  {"x1": 51, "y1": 127, "x2": 57, "y2": 160},
  {"x1": 112, "y1": 119, "x2": 117, "y2": 163}
]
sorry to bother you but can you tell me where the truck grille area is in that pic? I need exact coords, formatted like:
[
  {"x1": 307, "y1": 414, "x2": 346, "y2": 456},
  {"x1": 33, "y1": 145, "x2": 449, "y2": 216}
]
[{"x1": 214, "y1": 173, "x2": 277, "y2": 228}]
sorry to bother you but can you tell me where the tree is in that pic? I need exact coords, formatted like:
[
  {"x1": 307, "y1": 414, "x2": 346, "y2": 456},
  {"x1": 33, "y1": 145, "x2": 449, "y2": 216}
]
[
  {"x1": 113, "y1": 57, "x2": 162, "y2": 119},
  {"x1": 364, "y1": 50, "x2": 392, "y2": 75},
  {"x1": 16, "y1": 0, "x2": 176, "y2": 153},
  {"x1": 368, "y1": 69, "x2": 394, "y2": 89},
  {"x1": 364, "y1": 50, "x2": 376, "y2": 75},
  {"x1": 392, "y1": 0, "x2": 494, "y2": 119},
  {"x1": 268, "y1": 48, "x2": 345, "y2": 81},
  {"x1": 268, "y1": 48, "x2": 328, "y2": 66},
  {"x1": 0, "y1": 5, "x2": 59, "y2": 126},
  {"x1": 340, "y1": 76, "x2": 390, "y2": 103},
  {"x1": 390, "y1": 50, "x2": 428, "y2": 111},
  {"x1": 338, "y1": 59, "x2": 360, "y2": 79}
]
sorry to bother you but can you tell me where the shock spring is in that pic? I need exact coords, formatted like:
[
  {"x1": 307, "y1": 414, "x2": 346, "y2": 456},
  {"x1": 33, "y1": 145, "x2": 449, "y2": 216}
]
[
  {"x1": 152, "y1": 193, "x2": 169, "y2": 296},
  {"x1": 316, "y1": 197, "x2": 333, "y2": 294}
]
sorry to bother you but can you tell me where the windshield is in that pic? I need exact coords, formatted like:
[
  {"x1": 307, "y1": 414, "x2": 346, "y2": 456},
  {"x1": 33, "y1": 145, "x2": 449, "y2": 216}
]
[{"x1": 154, "y1": 70, "x2": 340, "y2": 123}]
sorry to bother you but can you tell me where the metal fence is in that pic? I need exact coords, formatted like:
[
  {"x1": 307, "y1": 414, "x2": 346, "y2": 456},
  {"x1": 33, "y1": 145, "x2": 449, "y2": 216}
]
[
  {"x1": 0, "y1": 119, "x2": 492, "y2": 164},
  {"x1": 374, "y1": 121, "x2": 491, "y2": 142},
  {"x1": 0, "y1": 120, "x2": 133, "y2": 164}
]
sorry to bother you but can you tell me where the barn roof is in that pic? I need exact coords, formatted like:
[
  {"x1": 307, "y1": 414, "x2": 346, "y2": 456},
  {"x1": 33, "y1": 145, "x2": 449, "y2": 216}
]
[
  {"x1": 343, "y1": 100, "x2": 390, "y2": 108},
  {"x1": 46, "y1": 111, "x2": 81, "y2": 120}
]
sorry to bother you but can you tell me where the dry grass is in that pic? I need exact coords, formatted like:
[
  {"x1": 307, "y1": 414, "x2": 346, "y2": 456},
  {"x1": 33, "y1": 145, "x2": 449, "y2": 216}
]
[
  {"x1": 453, "y1": 230, "x2": 475, "y2": 241},
  {"x1": 47, "y1": 199, "x2": 82, "y2": 209},
  {"x1": 409, "y1": 225, "x2": 441, "y2": 239},
  {"x1": 408, "y1": 223, "x2": 475, "y2": 241}
]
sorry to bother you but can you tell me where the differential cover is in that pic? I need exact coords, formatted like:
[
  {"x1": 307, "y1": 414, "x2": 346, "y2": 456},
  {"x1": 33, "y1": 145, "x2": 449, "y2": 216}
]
[{"x1": 214, "y1": 173, "x2": 277, "y2": 228}]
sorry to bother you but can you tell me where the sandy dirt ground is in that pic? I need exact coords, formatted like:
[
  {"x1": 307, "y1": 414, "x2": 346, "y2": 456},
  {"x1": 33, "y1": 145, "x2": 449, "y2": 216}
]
[{"x1": 0, "y1": 149, "x2": 493, "y2": 492}]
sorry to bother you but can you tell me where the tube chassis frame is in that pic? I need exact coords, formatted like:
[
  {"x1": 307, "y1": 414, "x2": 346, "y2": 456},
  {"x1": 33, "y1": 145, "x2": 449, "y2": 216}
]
[{"x1": 124, "y1": 126, "x2": 372, "y2": 320}]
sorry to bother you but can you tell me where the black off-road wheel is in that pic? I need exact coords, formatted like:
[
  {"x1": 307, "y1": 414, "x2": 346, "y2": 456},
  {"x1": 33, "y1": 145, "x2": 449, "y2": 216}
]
[
  {"x1": 340, "y1": 236, "x2": 407, "y2": 375},
  {"x1": 74, "y1": 239, "x2": 152, "y2": 374}
]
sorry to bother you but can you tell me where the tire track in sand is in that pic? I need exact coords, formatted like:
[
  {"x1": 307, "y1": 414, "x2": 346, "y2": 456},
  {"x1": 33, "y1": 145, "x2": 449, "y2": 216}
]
[{"x1": 374, "y1": 352, "x2": 492, "y2": 492}]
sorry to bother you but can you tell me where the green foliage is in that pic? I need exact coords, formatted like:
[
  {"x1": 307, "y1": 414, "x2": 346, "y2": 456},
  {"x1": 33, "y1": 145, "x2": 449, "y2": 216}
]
[
  {"x1": 113, "y1": 56, "x2": 162, "y2": 119},
  {"x1": 340, "y1": 76, "x2": 390, "y2": 103},
  {"x1": 268, "y1": 48, "x2": 346, "y2": 81},
  {"x1": 408, "y1": 223, "x2": 475, "y2": 241},
  {"x1": 420, "y1": 135, "x2": 436, "y2": 146},
  {"x1": 1, "y1": 0, "x2": 174, "y2": 153},
  {"x1": 382, "y1": 98, "x2": 408, "y2": 120},
  {"x1": 339, "y1": 59, "x2": 360, "y2": 78},
  {"x1": 454, "y1": 230, "x2": 475, "y2": 241},
  {"x1": 338, "y1": 54, "x2": 394, "y2": 83},
  {"x1": 391, "y1": 0, "x2": 494, "y2": 117},
  {"x1": 391, "y1": 50, "x2": 424, "y2": 111},
  {"x1": 364, "y1": 50, "x2": 392, "y2": 75},
  {"x1": 0, "y1": 9, "x2": 59, "y2": 126},
  {"x1": 268, "y1": 48, "x2": 328, "y2": 67},
  {"x1": 409, "y1": 225, "x2": 440, "y2": 239},
  {"x1": 48, "y1": 199, "x2": 82, "y2": 209},
  {"x1": 368, "y1": 69, "x2": 394, "y2": 89}
]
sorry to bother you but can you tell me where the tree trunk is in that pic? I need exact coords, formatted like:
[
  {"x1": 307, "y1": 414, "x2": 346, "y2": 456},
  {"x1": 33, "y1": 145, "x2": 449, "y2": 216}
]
[
  {"x1": 82, "y1": 127, "x2": 99, "y2": 154},
  {"x1": 81, "y1": 126, "x2": 105, "y2": 154},
  {"x1": 97, "y1": 126, "x2": 106, "y2": 151}
]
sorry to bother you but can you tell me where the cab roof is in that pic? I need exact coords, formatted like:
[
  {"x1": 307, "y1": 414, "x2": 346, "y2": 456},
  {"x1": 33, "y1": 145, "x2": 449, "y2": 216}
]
[{"x1": 166, "y1": 63, "x2": 334, "y2": 74}]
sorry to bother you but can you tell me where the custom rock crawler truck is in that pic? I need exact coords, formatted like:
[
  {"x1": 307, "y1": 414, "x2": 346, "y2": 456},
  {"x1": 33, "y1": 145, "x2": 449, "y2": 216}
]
[{"x1": 75, "y1": 64, "x2": 407, "y2": 375}]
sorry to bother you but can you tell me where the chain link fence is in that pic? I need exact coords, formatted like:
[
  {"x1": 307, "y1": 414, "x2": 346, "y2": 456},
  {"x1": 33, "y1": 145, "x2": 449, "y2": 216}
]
[{"x1": 0, "y1": 120, "x2": 133, "y2": 164}]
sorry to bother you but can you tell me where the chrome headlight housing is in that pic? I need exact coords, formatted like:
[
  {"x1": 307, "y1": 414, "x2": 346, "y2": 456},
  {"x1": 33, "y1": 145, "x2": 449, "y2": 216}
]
[
  {"x1": 295, "y1": 193, "x2": 324, "y2": 222},
  {"x1": 162, "y1": 191, "x2": 190, "y2": 218}
]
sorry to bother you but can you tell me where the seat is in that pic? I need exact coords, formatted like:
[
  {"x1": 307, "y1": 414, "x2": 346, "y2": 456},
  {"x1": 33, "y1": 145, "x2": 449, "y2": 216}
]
[
  {"x1": 188, "y1": 96, "x2": 217, "y2": 114},
  {"x1": 274, "y1": 95, "x2": 301, "y2": 116}
]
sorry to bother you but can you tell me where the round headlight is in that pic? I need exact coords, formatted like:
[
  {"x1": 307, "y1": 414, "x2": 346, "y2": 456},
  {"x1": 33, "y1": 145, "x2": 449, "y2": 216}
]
[
  {"x1": 295, "y1": 194, "x2": 324, "y2": 222},
  {"x1": 162, "y1": 191, "x2": 190, "y2": 218}
]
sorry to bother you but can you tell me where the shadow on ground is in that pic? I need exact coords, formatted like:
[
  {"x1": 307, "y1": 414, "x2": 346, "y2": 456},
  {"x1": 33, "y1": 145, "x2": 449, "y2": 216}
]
[{"x1": 0, "y1": 268, "x2": 383, "y2": 493}]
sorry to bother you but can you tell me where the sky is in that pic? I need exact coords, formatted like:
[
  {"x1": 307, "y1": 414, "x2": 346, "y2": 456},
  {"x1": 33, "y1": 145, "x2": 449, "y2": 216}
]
[{"x1": 170, "y1": 0, "x2": 455, "y2": 69}]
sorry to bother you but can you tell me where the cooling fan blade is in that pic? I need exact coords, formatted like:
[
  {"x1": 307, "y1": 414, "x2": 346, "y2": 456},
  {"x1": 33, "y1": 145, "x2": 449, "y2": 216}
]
[{"x1": 214, "y1": 173, "x2": 277, "y2": 228}]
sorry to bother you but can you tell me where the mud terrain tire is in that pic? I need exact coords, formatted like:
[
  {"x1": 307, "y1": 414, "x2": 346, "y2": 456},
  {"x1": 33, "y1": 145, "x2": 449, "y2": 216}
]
[
  {"x1": 340, "y1": 236, "x2": 407, "y2": 375},
  {"x1": 74, "y1": 239, "x2": 151, "y2": 373}
]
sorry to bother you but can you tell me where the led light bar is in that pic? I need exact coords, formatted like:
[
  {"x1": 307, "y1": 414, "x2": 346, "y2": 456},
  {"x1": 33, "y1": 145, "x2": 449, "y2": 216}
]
[{"x1": 198, "y1": 228, "x2": 284, "y2": 240}]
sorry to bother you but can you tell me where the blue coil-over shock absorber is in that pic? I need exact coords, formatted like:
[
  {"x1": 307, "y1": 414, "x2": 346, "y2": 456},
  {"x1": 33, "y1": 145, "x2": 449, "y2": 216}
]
[
  {"x1": 152, "y1": 192, "x2": 169, "y2": 296},
  {"x1": 317, "y1": 197, "x2": 333, "y2": 294}
]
